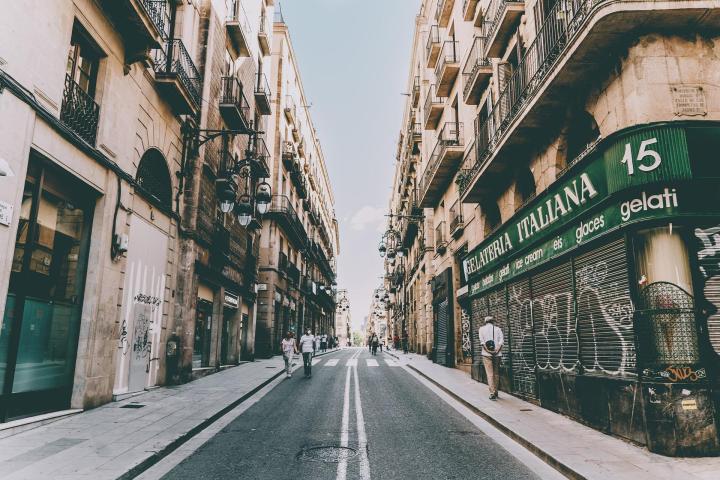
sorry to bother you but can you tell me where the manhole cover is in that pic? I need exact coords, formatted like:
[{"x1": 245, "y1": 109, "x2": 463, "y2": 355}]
[
  {"x1": 297, "y1": 446, "x2": 358, "y2": 463},
  {"x1": 120, "y1": 404, "x2": 145, "y2": 409},
  {"x1": 520, "y1": 408, "x2": 533, "y2": 412}
]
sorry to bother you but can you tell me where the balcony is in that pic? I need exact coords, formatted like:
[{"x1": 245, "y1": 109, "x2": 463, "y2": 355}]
[
  {"x1": 408, "y1": 122, "x2": 422, "y2": 154},
  {"x1": 297, "y1": 137, "x2": 306, "y2": 158},
  {"x1": 449, "y1": 200, "x2": 464, "y2": 238},
  {"x1": 411, "y1": 76, "x2": 420, "y2": 107},
  {"x1": 97, "y1": 0, "x2": 168, "y2": 63},
  {"x1": 436, "y1": 0, "x2": 456, "y2": 27},
  {"x1": 292, "y1": 172, "x2": 308, "y2": 199},
  {"x1": 462, "y1": 36, "x2": 492, "y2": 105},
  {"x1": 268, "y1": 195, "x2": 307, "y2": 248},
  {"x1": 287, "y1": 264, "x2": 301, "y2": 286},
  {"x1": 284, "y1": 95, "x2": 297, "y2": 124},
  {"x1": 425, "y1": 25, "x2": 441, "y2": 68},
  {"x1": 435, "y1": 221, "x2": 448, "y2": 255},
  {"x1": 258, "y1": 13, "x2": 271, "y2": 56},
  {"x1": 255, "y1": 72, "x2": 271, "y2": 115},
  {"x1": 153, "y1": 39, "x2": 202, "y2": 114},
  {"x1": 419, "y1": 122, "x2": 464, "y2": 208},
  {"x1": 219, "y1": 76, "x2": 251, "y2": 132},
  {"x1": 254, "y1": 135, "x2": 271, "y2": 177},
  {"x1": 423, "y1": 84, "x2": 446, "y2": 130},
  {"x1": 462, "y1": 0, "x2": 479, "y2": 21},
  {"x1": 226, "y1": 0, "x2": 251, "y2": 57},
  {"x1": 282, "y1": 141, "x2": 296, "y2": 169},
  {"x1": 435, "y1": 41, "x2": 460, "y2": 97},
  {"x1": 60, "y1": 74, "x2": 100, "y2": 146},
  {"x1": 484, "y1": 0, "x2": 525, "y2": 58},
  {"x1": 459, "y1": 0, "x2": 719, "y2": 203},
  {"x1": 278, "y1": 251, "x2": 288, "y2": 274},
  {"x1": 303, "y1": 197, "x2": 313, "y2": 212}
]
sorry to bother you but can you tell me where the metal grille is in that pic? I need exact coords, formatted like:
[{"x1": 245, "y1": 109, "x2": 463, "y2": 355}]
[
  {"x1": 695, "y1": 225, "x2": 720, "y2": 356},
  {"x1": 487, "y1": 287, "x2": 510, "y2": 367},
  {"x1": 575, "y1": 238, "x2": 636, "y2": 376},
  {"x1": 507, "y1": 278, "x2": 536, "y2": 398},
  {"x1": 460, "y1": 307, "x2": 472, "y2": 361},
  {"x1": 435, "y1": 300, "x2": 450, "y2": 366},
  {"x1": 136, "y1": 150, "x2": 172, "y2": 209},
  {"x1": 60, "y1": 74, "x2": 100, "y2": 146},
  {"x1": 471, "y1": 297, "x2": 488, "y2": 363},
  {"x1": 532, "y1": 261, "x2": 578, "y2": 372},
  {"x1": 637, "y1": 282, "x2": 699, "y2": 366}
]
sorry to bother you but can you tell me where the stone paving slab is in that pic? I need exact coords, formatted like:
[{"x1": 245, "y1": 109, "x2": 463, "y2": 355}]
[
  {"x1": 0, "y1": 353, "x2": 330, "y2": 480},
  {"x1": 386, "y1": 351, "x2": 720, "y2": 480}
]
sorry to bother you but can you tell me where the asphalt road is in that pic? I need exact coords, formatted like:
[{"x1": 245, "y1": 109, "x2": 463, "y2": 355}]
[{"x1": 161, "y1": 348, "x2": 544, "y2": 480}]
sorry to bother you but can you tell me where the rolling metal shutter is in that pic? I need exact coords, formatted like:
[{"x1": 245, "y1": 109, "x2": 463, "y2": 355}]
[
  {"x1": 574, "y1": 238, "x2": 636, "y2": 376},
  {"x1": 435, "y1": 300, "x2": 450, "y2": 366},
  {"x1": 531, "y1": 261, "x2": 577, "y2": 372},
  {"x1": 695, "y1": 226, "x2": 720, "y2": 357},
  {"x1": 487, "y1": 287, "x2": 510, "y2": 367},
  {"x1": 471, "y1": 297, "x2": 488, "y2": 363},
  {"x1": 460, "y1": 307, "x2": 472, "y2": 362},
  {"x1": 507, "y1": 278, "x2": 537, "y2": 398}
]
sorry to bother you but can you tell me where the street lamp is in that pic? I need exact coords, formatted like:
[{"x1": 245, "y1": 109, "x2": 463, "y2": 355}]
[{"x1": 255, "y1": 181, "x2": 272, "y2": 215}]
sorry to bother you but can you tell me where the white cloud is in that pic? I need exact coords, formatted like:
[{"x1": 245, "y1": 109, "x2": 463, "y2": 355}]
[{"x1": 349, "y1": 205, "x2": 386, "y2": 232}]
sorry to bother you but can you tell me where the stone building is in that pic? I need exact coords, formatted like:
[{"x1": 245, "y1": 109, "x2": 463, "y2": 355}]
[
  {"x1": 335, "y1": 289, "x2": 351, "y2": 347},
  {"x1": 0, "y1": 0, "x2": 286, "y2": 425},
  {"x1": 385, "y1": 0, "x2": 720, "y2": 455},
  {"x1": 253, "y1": 10, "x2": 339, "y2": 358}
]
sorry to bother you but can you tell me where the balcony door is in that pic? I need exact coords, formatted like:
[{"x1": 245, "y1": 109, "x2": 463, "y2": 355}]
[{"x1": 0, "y1": 155, "x2": 94, "y2": 422}]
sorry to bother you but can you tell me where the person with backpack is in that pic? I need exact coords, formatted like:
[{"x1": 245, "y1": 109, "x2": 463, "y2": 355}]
[{"x1": 478, "y1": 315, "x2": 504, "y2": 400}]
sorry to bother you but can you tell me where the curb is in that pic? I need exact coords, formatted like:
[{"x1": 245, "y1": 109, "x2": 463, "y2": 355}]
[
  {"x1": 402, "y1": 361, "x2": 586, "y2": 480},
  {"x1": 122, "y1": 350, "x2": 343, "y2": 479}
]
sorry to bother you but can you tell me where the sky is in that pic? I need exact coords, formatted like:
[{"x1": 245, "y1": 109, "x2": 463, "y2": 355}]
[{"x1": 280, "y1": 0, "x2": 421, "y2": 330}]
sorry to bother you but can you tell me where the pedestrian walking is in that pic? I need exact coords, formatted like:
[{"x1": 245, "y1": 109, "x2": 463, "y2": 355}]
[
  {"x1": 393, "y1": 334, "x2": 400, "y2": 350},
  {"x1": 478, "y1": 316, "x2": 504, "y2": 400},
  {"x1": 299, "y1": 329, "x2": 316, "y2": 378},
  {"x1": 371, "y1": 334, "x2": 379, "y2": 356},
  {"x1": 368, "y1": 335, "x2": 373, "y2": 353},
  {"x1": 402, "y1": 330, "x2": 409, "y2": 354},
  {"x1": 379, "y1": 338, "x2": 384, "y2": 352},
  {"x1": 320, "y1": 334, "x2": 328, "y2": 352},
  {"x1": 281, "y1": 332, "x2": 298, "y2": 378}
]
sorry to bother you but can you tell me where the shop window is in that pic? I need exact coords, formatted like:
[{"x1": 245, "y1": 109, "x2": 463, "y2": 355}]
[
  {"x1": 635, "y1": 226, "x2": 700, "y2": 366},
  {"x1": 136, "y1": 149, "x2": 172, "y2": 210}
]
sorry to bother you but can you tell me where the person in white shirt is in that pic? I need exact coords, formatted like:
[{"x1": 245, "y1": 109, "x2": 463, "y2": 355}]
[
  {"x1": 298, "y1": 329, "x2": 316, "y2": 378},
  {"x1": 280, "y1": 332, "x2": 298, "y2": 378},
  {"x1": 478, "y1": 315, "x2": 504, "y2": 400}
]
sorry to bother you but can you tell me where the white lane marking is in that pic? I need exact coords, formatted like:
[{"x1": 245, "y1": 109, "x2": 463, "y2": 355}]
[
  {"x1": 312, "y1": 358, "x2": 322, "y2": 365},
  {"x1": 326, "y1": 359, "x2": 339, "y2": 366},
  {"x1": 366, "y1": 359, "x2": 379, "y2": 367},
  {"x1": 353, "y1": 366, "x2": 371, "y2": 480},
  {"x1": 335, "y1": 367, "x2": 352, "y2": 480},
  {"x1": 385, "y1": 361, "x2": 399, "y2": 367},
  {"x1": 346, "y1": 359, "x2": 358, "y2": 367}
]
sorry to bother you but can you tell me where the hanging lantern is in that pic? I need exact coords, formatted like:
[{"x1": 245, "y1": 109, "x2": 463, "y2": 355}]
[
  {"x1": 215, "y1": 177, "x2": 237, "y2": 213},
  {"x1": 255, "y1": 181, "x2": 272, "y2": 215},
  {"x1": 235, "y1": 194, "x2": 253, "y2": 227},
  {"x1": 378, "y1": 242, "x2": 387, "y2": 257},
  {"x1": 387, "y1": 248, "x2": 396, "y2": 259}
]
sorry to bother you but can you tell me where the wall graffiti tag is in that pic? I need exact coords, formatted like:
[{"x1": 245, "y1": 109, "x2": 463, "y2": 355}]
[
  {"x1": 460, "y1": 307, "x2": 472, "y2": 360},
  {"x1": 695, "y1": 225, "x2": 720, "y2": 356},
  {"x1": 643, "y1": 366, "x2": 707, "y2": 383}
]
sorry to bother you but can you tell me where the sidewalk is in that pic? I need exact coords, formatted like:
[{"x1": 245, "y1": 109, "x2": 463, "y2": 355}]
[
  {"x1": 385, "y1": 350, "x2": 720, "y2": 480},
  {"x1": 0, "y1": 350, "x2": 339, "y2": 480}
]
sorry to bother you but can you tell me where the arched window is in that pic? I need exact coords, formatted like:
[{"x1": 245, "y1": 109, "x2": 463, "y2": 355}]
[
  {"x1": 514, "y1": 167, "x2": 536, "y2": 210},
  {"x1": 482, "y1": 200, "x2": 501, "y2": 237},
  {"x1": 565, "y1": 111, "x2": 600, "y2": 164},
  {"x1": 136, "y1": 149, "x2": 172, "y2": 209}
]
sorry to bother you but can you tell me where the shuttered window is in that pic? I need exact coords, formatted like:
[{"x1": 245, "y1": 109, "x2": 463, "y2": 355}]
[
  {"x1": 487, "y1": 287, "x2": 510, "y2": 367},
  {"x1": 575, "y1": 238, "x2": 636, "y2": 376},
  {"x1": 507, "y1": 278, "x2": 536, "y2": 398},
  {"x1": 532, "y1": 261, "x2": 577, "y2": 372},
  {"x1": 471, "y1": 297, "x2": 488, "y2": 363},
  {"x1": 435, "y1": 300, "x2": 450, "y2": 366}
]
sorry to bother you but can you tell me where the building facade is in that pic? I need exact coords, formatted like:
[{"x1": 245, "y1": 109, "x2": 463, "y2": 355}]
[
  {"x1": 0, "y1": 0, "x2": 340, "y2": 425},
  {"x1": 385, "y1": 0, "x2": 720, "y2": 456},
  {"x1": 335, "y1": 289, "x2": 351, "y2": 347},
  {"x1": 253, "y1": 11, "x2": 339, "y2": 358}
]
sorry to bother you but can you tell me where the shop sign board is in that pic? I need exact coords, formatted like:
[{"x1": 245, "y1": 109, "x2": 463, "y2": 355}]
[
  {"x1": 463, "y1": 125, "x2": 713, "y2": 296},
  {"x1": 224, "y1": 291, "x2": 239, "y2": 309}
]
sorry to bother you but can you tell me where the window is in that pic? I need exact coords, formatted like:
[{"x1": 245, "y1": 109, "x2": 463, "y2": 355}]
[
  {"x1": 482, "y1": 200, "x2": 501, "y2": 236},
  {"x1": 66, "y1": 23, "x2": 101, "y2": 98},
  {"x1": 565, "y1": 111, "x2": 600, "y2": 163},
  {"x1": 514, "y1": 167, "x2": 536, "y2": 209},
  {"x1": 136, "y1": 149, "x2": 172, "y2": 210}
]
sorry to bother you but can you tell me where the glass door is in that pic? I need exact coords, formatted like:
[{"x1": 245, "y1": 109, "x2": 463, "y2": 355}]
[{"x1": 0, "y1": 156, "x2": 94, "y2": 422}]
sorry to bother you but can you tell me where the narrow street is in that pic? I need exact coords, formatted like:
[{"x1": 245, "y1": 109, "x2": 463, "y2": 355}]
[{"x1": 160, "y1": 348, "x2": 546, "y2": 480}]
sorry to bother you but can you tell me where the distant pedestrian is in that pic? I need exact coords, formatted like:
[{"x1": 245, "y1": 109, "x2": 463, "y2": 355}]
[
  {"x1": 299, "y1": 329, "x2": 316, "y2": 378},
  {"x1": 371, "y1": 334, "x2": 379, "y2": 356},
  {"x1": 479, "y1": 316, "x2": 504, "y2": 400},
  {"x1": 368, "y1": 335, "x2": 373, "y2": 353},
  {"x1": 393, "y1": 334, "x2": 400, "y2": 350},
  {"x1": 281, "y1": 332, "x2": 298, "y2": 378},
  {"x1": 402, "y1": 330, "x2": 409, "y2": 354},
  {"x1": 320, "y1": 334, "x2": 328, "y2": 352},
  {"x1": 379, "y1": 339, "x2": 384, "y2": 352},
  {"x1": 314, "y1": 335, "x2": 320, "y2": 357}
]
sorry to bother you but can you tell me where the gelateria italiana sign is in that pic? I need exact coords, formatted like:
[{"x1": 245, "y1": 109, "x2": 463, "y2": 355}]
[{"x1": 463, "y1": 124, "x2": 698, "y2": 292}]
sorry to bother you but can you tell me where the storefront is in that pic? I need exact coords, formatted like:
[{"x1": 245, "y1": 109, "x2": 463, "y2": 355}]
[
  {"x1": 193, "y1": 283, "x2": 215, "y2": 369},
  {"x1": 431, "y1": 268, "x2": 454, "y2": 367},
  {"x1": 463, "y1": 122, "x2": 720, "y2": 456},
  {"x1": 0, "y1": 154, "x2": 95, "y2": 421}
]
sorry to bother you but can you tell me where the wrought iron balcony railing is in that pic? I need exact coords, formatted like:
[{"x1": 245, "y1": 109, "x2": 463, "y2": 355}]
[
  {"x1": 435, "y1": 221, "x2": 448, "y2": 253},
  {"x1": 425, "y1": 24, "x2": 440, "y2": 67},
  {"x1": 219, "y1": 75, "x2": 251, "y2": 130},
  {"x1": 462, "y1": 35, "x2": 491, "y2": 101},
  {"x1": 154, "y1": 38, "x2": 202, "y2": 108},
  {"x1": 142, "y1": 0, "x2": 170, "y2": 38},
  {"x1": 419, "y1": 122, "x2": 464, "y2": 205},
  {"x1": 60, "y1": 74, "x2": 100, "y2": 146},
  {"x1": 449, "y1": 200, "x2": 464, "y2": 236},
  {"x1": 461, "y1": 0, "x2": 604, "y2": 197},
  {"x1": 423, "y1": 84, "x2": 446, "y2": 129},
  {"x1": 255, "y1": 72, "x2": 272, "y2": 115}
]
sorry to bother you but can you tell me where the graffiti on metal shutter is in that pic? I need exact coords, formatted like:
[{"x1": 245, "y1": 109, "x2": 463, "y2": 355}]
[
  {"x1": 487, "y1": 287, "x2": 510, "y2": 367},
  {"x1": 575, "y1": 239, "x2": 635, "y2": 376},
  {"x1": 508, "y1": 278, "x2": 536, "y2": 398},
  {"x1": 460, "y1": 307, "x2": 472, "y2": 360},
  {"x1": 532, "y1": 261, "x2": 578, "y2": 372},
  {"x1": 695, "y1": 225, "x2": 720, "y2": 356}
]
